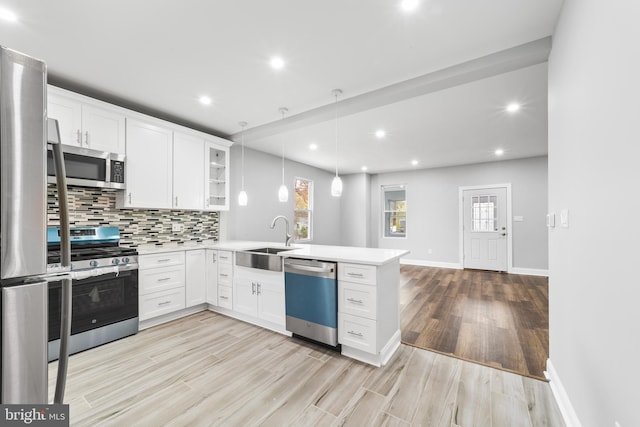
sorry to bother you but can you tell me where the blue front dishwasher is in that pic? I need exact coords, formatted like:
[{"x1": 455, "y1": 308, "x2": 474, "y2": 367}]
[{"x1": 284, "y1": 258, "x2": 338, "y2": 346}]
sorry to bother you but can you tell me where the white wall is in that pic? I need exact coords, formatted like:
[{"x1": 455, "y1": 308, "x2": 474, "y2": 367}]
[
  {"x1": 339, "y1": 173, "x2": 370, "y2": 247},
  {"x1": 370, "y1": 156, "x2": 548, "y2": 270},
  {"x1": 224, "y1": 146, "x2": 342, "y2": 245},
  {"x1": 548, "y1": 1, "x2": 640, "y2": 426}
]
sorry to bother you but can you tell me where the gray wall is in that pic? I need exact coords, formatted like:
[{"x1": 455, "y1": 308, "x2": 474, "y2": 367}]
[
  {"x1": 224, "y1": 146, "x2": 342, "y2": 245},
  {"x1": 339, "y1": 173, "x2": 370, "y2": 247},
  {"x1": 370, "y1": 156, "x2": 548, "y2": 270},
  {"x1": 548, "y1": 1, "x2": 639, "y2": 425}
]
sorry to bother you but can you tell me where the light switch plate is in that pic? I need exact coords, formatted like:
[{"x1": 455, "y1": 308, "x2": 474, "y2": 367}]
[
  {"x1": 560, "y1": 209, "x2": 569, "y2": 228},
  {"x1": 546, "y1": 213, "x2": 555, "y2": 228}
]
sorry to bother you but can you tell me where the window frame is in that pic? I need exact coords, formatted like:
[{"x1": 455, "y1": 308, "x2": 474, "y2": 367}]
[
  {"x1": 382, "y1": 184, "x2": 407, "y2": 239},
  {"x1": 293, "y1": 177, "x2": 313, "y2": 242}
]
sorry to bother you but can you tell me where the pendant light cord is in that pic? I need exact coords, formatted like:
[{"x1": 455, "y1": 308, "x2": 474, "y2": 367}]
[
  {"x1": 240, "y1": 123, "x2": 246, "y2": 190},
  {"x1": 280, "y1": 108, "x2": 287, "y2": 184},
  {"x1": 334, "y1": 90, "x2": 339, "y2": 177}
]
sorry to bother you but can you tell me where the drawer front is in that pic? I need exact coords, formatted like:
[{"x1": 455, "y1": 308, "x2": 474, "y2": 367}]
[
  {"x1": 140, "y1": 287, "x2": 186, "y2": 321},
  {"x1": 339, "y1": 281, "x2": 377, "y2": 320},
  {"x1": 139, "y1": 251, "x2": 185, "y2": 269},
  {"x1": 139, "y1": 265, "x2": 185, "y2": 294},
  {"x1": 339, "y1": 263, "x2": 376, "y2": 285},
  {"x1": 218, "y1": 286, "x2": 232, "y2": 309},
  {"x1": 218, "y1": 263, "x2": 233, "y2": 286},
  {"x1": 217, "y1": 250, "x2": 233, "y2": 265},
  {"x1": 338, "y1": 313, "x2": 376, "y2": 354}
]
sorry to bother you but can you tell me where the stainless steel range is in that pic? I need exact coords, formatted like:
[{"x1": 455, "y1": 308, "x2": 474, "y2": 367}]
[{"x1": 47, "y1": 226, "x2": 139, "y2": 361}]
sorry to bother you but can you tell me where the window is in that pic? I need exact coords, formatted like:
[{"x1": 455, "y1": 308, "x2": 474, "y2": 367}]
[
  {"x1": 471, "y1": 195, "x2": 498, "y2": 231},
  {"x1": 294, "y1": 178, "x2": 313, "y2": 241},
  {"x1": 383, "y1": 185, "x2": 406, "y2": 238}
]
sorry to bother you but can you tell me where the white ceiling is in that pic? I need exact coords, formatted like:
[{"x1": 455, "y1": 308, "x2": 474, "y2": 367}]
[{"x1": 0, "y1": 0, "x2": 563, "y2": 174}]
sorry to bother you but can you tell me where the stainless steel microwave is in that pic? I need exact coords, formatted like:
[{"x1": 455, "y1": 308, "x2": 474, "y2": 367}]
[{"x1": 46, "y1": 144, "x2": 125, "y2": 190}]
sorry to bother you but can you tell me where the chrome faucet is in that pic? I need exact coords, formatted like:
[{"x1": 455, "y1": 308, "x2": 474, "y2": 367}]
[{"x1": 270, "y1": 215, "x2": 293, "y2": 246}]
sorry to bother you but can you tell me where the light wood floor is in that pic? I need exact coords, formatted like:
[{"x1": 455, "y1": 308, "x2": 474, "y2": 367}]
[
  {"x1": 399, "y1": 266, "x2": 549, "y2": 380},
  {"x1": 50, "y1": 311, "x2": 564, "y2": 426}
]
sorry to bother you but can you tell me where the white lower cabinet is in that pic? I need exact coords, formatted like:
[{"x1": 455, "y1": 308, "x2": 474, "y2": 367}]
[
  {"x1": 218, "y1": 285, "x2": 233, "y2": 309},
  {"x1": 205, "y1": 249, "x2": 218, "y2": 305},
  {"x1": 139, "y1": 251, "x2": 186, "y2": 321},
  {"x1": 185, "y1": 249, "x2": 206, "y2": 307},
  {"x1": 338, "y1": 313, "x2": 377, "y2": 353},
  {"x1": 233, "y1": 266, "x2": 285, "y2": 328}
]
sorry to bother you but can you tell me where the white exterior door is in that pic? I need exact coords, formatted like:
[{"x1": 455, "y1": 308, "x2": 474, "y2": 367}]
[{"x1": 462, "y1": 187, "x2": 508, "y2": 271}]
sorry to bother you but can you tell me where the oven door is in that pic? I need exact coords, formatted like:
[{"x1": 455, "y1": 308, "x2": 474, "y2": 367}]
[{"x1": 48, "y1": 268, "x2": 138, "y2": 342}]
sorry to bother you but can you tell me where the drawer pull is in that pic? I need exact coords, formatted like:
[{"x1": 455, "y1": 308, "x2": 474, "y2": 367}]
[
  {"x1": 220, "y1": 273, "x2": 229, "y2": 278},
  {"x1": 347, "y1": 272, "x2": 364, "y2": 278},
  {"x1": 347, "y1": 330, "x2": 363, "y2": 337},
  {"x1": 157, "y1": 277, "x2": 171, "y2": 282},
  {"x1": 157, "y1": 258, "x2": 172, "y2": 263},
  {"x1": 158, "y1": 300, "x2": 172, "y2": 306},
  {"x1": 347, "y1": 298, "x2": 364, "y2": 304},
  {"x1": 220, "y1": 296, "x2": 229, "y2": 300}
]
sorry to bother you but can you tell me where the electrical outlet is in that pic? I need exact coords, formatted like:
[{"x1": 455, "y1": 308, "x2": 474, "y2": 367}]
[{"x1": 171, "y1": 223, "x2": 182, "y2": 233}]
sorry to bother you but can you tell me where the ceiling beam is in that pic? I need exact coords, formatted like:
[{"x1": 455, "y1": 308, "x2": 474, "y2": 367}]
[{"x1": 231, "y1": 36, "x2": 552, "y2": 143}]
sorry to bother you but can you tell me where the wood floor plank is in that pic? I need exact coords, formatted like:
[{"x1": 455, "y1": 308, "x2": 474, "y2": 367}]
[{"x1": 49, "y1": 311, "x2": 564, "y2": 426}]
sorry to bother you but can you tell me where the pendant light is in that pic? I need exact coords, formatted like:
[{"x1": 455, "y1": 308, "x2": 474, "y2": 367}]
[
  {"x1": 237, "y1": 121, "x2": 248, "y2": 206},
  {"x1": 278, "y1": 107, "x2": 289, "y2": 202},
  {"x1": 331, "y1": 89, "x2": 343, "y2": 197}
]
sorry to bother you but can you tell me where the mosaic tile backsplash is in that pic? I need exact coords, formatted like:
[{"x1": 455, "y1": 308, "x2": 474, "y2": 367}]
[{"x1": 47, "y1": 186, "x2": 219, "y2": 247}]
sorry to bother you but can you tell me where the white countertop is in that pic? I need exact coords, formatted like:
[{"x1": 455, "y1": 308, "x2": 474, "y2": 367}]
[{"x1": 136, "y1": 240, "x2": 409, "y2": 266}]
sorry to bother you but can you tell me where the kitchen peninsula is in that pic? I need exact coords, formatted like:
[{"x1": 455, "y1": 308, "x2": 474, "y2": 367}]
[{"x1": 137, "y1": 241, "x2": 408, "y2": 367}]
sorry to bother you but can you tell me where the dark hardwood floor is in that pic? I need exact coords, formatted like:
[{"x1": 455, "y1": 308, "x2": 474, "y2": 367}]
[{"x1": 399, "y1": 265, "x2": 549, "y2": 380}]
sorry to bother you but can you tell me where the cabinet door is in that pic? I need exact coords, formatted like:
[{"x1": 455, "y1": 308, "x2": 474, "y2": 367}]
[
  {"x1": 82, "y1": 104, "x2": 126, "y2": 154},
  {"x1": 123, "y1": 119, "x2": 173, "y2": 209},
  {"x1": 185, "y1": 250, "x2": 206, "y2": 307},
  {"x1": 205, "y1": 250, "x2": 218, "y2": 305},
  {"x1": 233, "y1": 276, "x2": 257, "y2": 317},
  {"x1": 173, "y1": 132, "x2": 205, "y2": 210},
  {"x1": 257, "y1": 280, "x2": 285, "y2": 327},
  {"x1": 204, "y1": 140, "x2": 229, "y2": 211},
  {"x1": 48, "y1": 93, "x2": 82, "y2": 147}
]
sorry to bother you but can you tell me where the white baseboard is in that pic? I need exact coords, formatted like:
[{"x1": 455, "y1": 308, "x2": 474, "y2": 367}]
[
  {"x1": 139, "y1": 304, "x2": 206, "y2": 330},
  {"x1": 510, "y1": 267, "x2": 549, "y2": 277},
  {"x1": 400, "y1": 258, "x2": 461, "y2": 269},
  {"x1": 545, "y1": 359, "x2": 583, "y2": 427}
]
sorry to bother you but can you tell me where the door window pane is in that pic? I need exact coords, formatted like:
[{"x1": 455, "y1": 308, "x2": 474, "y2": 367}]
[
  {"x1": 294, "y1": 178, "x2": 313, "y2": 241},
  {"x1": 383, "y1": 185, "x2": 406, "y2": 237},
  {"x1": 471, "y1": 195, "x2": 498, "y2": 231}
]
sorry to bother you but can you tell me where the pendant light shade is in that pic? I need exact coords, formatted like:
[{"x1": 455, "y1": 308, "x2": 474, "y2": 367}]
[
  {"x1": 331, "y1": 89, "x2": 343, "y2": 197},
  {"x1": 278, "y1": 107, "x2": 289, "y2": 202},
  {"x1": 331, "y1": 176, "x2": 343, "y2": 197},
  {"x1": 238, "y1": 121, "x2": 248, "y2": 206}
]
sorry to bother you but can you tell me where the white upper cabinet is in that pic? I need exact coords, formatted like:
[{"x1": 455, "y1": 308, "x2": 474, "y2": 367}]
[
  {"x1": 173, "y1": 132, "x2": 205, "y2": 210},
  {"x1": 205, "y1": 138, "x2": 230, "y2": 211},
  {"x1": 48, "y1": 87, "x2": 125, "y2": 154},
  {"x1": 119, "y1": 118, "x2": 173, "y2": 209}
]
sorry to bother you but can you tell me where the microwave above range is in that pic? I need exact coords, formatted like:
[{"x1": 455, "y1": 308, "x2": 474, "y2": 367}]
[{"x1": 46, "y1": 144, "x2": 125, "y2": 190}]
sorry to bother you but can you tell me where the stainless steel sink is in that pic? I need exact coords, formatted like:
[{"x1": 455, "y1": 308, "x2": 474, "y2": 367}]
[{"x1": 235, "y1": 247, "x2": 295, "y2": 271}]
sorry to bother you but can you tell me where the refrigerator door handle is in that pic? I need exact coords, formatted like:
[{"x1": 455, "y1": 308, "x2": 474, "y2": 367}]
[{"x1": 49, "y1": 119, "x2": 72, "y2": 404}]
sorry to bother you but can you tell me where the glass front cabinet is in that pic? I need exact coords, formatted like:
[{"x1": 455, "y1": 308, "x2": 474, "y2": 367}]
[{"x1": 205, "y1": 140, "x2": 230, "y2": 211}]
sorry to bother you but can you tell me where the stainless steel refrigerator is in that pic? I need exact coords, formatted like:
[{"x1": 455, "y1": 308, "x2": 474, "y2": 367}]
[{"x1": 0, "y1": 46, "x2": 72, "y2": 404}]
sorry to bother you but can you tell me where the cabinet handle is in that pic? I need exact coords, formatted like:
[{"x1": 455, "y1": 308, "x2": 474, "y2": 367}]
[
  {"x1": 76, "y1": 129, "x2": 82, "y2": 145},
  {"x1": 257, "y1": 283, "x2": 261, "y2": 295},
  {"x1": 220, "y1": 295, "x2": 228, "y2": 300},
  {"x1": 157, "y1": 259, "x2": 171, "y2": 263},
  {"x1": 347, "y1": 330, "x2": 363, "y2": 337},
  {"x1": 84, "y1": 131, "x2": 89, "y2": 146},
  {"x1": 212, "y1": 254, "x2": 217, "y2": 263},
  {"x1": 158, "y1": 301, "x2": 172, "y2": 306},
  {"x1": 347, "y1": 272, "x2": 364, "y2": 278},
  {"x1": 347, "y1": 298, "x2": 364, "y2": 304},
  {"x1": 220, "y1": 273, "x2": 228, "y2": 277},
  {"x1": 128, "y1": 192, "x2": 132, "y2": 204},
  {"x1": 157, "y1": 277, "x2": 171, "y2": 282},
  {"x1": 252, "y1": 282, "x2": 256, "y2": 295},
  {"x1": 175, "y1": 196, "x2": 178, "y2": 207}
]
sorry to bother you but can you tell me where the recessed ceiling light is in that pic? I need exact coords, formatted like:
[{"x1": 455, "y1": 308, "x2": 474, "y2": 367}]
[
  {"x1": 506, "y1": 102, "x2": 520, "y2": 113},
  {"x1": 400, "y1": 0, "x2": 419, "y2": 12},
  {"x1": 309, "y1": 143, "x2": 318, "y2": 151},
  {"x1": 495, "y1": 149, "x2": 504, "y2": 156},
  {"x1": 199, "y1": 96, "x2": 212, "y2": 106},
  {"x1": 411, "y1": 159, "x2": 419, "y2": 166},
  {"x1": 375, "y1": 129, "x2": 386, "y2": 139},
  {"x1": 361, "y1": 166, "x2": 368, "y2": 172},
  {"x1": 270, "y1": 57, "x2": 285, "y2": 70},
  {"x1": 0, "y1": 7, "x2": 18, "y2": 22}
]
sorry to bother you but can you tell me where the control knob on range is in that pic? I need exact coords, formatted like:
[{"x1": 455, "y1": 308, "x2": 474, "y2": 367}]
[
  {"x1": 90, "y1": 260, "x2": 98, "y2": 267},
  {"x1": 112, "y1": 258, "x2": 120, "y2": 265},
  {"x1": 122, "y1": 257, "x2": 130, "y2": 264}
]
